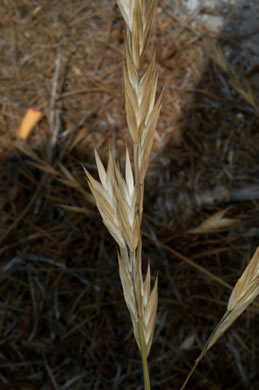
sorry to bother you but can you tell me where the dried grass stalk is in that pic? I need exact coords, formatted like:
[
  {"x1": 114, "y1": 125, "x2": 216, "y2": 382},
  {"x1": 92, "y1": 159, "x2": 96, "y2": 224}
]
[
  {"x1": 181, "y1": 247, "x2": 259, "y2": 390},
  {"x1": 84, "y1": 1, "x2": 161, "y2": 389}
]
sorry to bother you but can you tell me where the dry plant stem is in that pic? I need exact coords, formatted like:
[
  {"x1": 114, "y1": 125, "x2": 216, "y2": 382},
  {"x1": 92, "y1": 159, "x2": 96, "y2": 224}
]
[
  {"x1": 118, "y1": 1, "x2": 160, "y2": 388},
  {"x1": 131, "y1": 43, "x2": 151, "y2": 390},
  {"x1": 135, "y1": 162, "x2": 150, "y2": 389},
  {"x1": 136, "y1": 239, "x2": 151, "y2": 390},
  {"x1": 138, "y1": 321, "x2": 151, "y2": 390},
  {"x1": 122, "y1": 243, "x2": 151, "y2": 389}
]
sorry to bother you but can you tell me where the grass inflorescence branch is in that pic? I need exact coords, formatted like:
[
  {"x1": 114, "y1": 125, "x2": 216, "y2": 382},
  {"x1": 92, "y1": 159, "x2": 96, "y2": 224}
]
[{"x1": 84, "y1": 1, "x2": 161, "y2": 389}]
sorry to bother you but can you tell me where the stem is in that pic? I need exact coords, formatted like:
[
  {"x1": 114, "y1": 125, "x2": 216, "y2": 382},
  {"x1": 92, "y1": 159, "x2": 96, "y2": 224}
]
[
  {"x1": 134, "y1": 141, "x2": 151, "y2": 390},
  {"x1": 138, "y1": 318, "x2": 151, "y2": 390},
  {"x1": 129, "y1": 249, "x2": 151, "y2": 390},
  {"x1": 134, "y1": 142, "x2": 143, "y2": 312},
  {"x1": 133, "y1": 143, "x2": 144, "y2": 224}
]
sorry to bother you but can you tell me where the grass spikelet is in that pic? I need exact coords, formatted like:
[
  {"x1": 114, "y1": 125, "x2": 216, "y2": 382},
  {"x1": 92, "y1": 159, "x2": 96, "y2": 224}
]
[
  {"x1": 181, "y1": 247, "x2": 259, "y2": 390},
  {"x1": 189, "y1": 207, "x2": 239, "y2": 234}
]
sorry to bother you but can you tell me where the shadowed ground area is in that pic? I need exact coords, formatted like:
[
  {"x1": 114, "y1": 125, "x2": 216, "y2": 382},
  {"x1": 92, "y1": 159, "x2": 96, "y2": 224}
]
[{"x1": 0, "y1": 0, "x2": 259, "y2": 389}]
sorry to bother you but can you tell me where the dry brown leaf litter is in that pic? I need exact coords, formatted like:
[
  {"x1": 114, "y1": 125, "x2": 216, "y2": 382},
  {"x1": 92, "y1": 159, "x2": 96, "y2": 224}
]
[{"x1": 0, "y1": 0, "x2": 259, "y2": 389}]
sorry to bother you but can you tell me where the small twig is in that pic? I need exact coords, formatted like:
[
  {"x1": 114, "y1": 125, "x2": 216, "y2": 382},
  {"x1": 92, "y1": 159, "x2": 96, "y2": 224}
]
[
  {"x1": 60, "y1": 373, "x2": 86, "y2": 390},
  {"x1": 26, "y1": 265, "x2": 39, "y2": 342},
  {"x1": 48, "y1": 38, "x2": 65, "y2": 163},
  {"x1": 43, "y1": 355, "x2": 59, "y2": 390}
]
